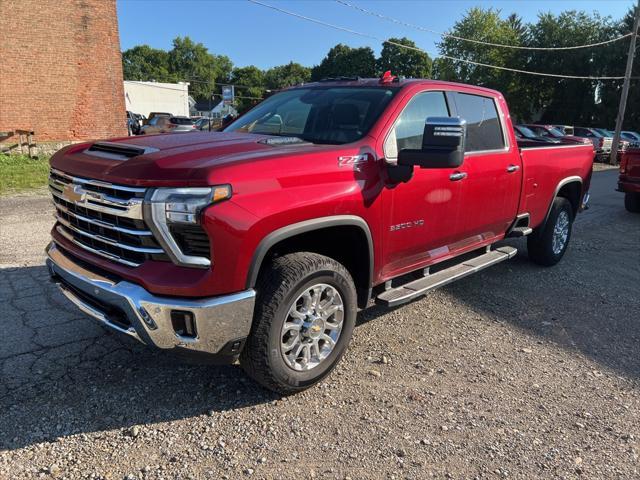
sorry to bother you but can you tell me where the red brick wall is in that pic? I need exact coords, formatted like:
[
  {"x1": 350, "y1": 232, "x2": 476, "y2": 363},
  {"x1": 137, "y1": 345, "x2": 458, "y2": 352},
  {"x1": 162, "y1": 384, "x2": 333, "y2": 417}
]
[{"x1": 0, "y1": 0, "x2": 127, "y2": 142}]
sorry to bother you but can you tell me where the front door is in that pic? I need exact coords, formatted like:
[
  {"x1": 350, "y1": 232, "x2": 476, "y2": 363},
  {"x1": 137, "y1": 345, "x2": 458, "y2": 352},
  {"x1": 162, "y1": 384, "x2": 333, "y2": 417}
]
[{"x1": 381, "y1": 90, "x2": 466, "y2": 278}]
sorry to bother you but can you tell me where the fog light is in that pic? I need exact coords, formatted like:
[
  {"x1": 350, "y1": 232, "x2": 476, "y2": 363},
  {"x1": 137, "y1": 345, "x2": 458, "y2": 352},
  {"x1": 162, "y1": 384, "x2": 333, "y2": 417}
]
[{"x1": 171, "y1": 310, "x2": 197, "y2": 338}]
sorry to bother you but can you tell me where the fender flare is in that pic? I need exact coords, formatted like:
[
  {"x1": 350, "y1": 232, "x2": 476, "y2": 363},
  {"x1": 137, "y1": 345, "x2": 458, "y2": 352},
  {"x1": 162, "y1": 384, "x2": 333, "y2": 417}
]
[
  {"x1": 245, "y1": 215, "x2": 374, "y2": 290},
  {"x1": 541, "y1": 176, "x2": 583, "y2": 229}
]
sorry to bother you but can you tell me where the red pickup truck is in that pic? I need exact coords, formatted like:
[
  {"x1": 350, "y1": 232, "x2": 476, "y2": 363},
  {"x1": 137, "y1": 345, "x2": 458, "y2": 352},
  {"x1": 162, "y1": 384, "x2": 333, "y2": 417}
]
[
  {"x1": 47, "y1": 78, "x2": 593, "y2": 393},
  {"x1": 619, "y1": 146, "x2": 640, "y2": 212}
]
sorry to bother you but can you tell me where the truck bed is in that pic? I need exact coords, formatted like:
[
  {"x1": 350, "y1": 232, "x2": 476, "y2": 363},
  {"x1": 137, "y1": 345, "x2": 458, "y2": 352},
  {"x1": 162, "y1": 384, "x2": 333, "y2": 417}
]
[{"x1": 518, "y1": 143, "x2": 594, "y2": 228}]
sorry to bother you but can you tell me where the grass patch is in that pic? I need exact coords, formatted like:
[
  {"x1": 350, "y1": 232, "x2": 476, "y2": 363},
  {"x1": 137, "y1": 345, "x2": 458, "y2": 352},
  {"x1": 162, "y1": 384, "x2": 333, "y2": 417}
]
[{"x1": 0, "y1": 153, "x2": 51, "y2": 195}]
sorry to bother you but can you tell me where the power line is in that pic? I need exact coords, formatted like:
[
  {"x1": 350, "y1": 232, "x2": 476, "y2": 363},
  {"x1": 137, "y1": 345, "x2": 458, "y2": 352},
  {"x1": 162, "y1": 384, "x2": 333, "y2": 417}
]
[
  {"x1": 248, "y1": 0, "x2": 632, "y2": 80},
  {"x1": 336, "y1": 0, "x2": 635, "y2": 51},
  {"x1": 212, "y1": 93, "x2": 264, "y2": 100}
]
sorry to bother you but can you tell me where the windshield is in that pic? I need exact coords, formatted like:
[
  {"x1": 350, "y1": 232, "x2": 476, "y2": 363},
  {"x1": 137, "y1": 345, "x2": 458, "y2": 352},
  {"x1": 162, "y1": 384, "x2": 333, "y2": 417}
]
[
  {"x1": 517, "y1": 126, "x2": 538, "y2": 138},
  {"x1": 223, "y1": 87, "x2": 398, "y2": 145},
  {"x1": 546, "y1": 127, "x2": 566, "y2": 137}
]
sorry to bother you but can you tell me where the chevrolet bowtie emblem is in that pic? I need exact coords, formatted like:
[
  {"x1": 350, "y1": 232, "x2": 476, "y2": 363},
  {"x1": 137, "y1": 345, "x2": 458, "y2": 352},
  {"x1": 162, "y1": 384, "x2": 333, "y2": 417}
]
[
  {"x1": 63, "y1": 184, "x2": 87, "y2": 203},
  {"x1": 310, "y1": 325, "x2": 322, "y2": 333}
]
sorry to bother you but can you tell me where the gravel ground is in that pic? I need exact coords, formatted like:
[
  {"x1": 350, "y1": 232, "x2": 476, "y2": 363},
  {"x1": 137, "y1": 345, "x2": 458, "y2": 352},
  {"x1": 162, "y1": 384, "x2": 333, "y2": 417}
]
[{"x1": 0, "y1": 169, "x2": 638, "y2": 479}]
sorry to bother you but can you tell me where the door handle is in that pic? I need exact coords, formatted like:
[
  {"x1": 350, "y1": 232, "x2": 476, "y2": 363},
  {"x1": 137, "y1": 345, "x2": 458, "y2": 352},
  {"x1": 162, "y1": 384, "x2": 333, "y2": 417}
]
[
  {"x1": 506, "y1": 164, "x2": 520, "y2": 173},
  {"x1": 449, "y1": 172, "x2": 467, "y2": 181}
]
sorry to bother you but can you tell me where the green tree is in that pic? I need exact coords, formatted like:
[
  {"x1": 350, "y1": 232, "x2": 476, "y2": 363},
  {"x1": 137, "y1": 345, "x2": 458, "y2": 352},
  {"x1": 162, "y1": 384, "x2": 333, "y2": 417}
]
[
  {"x1": 435, "y1": 8, "x2": 530, "y2": 119},
  {"x1": 230, "y1": 65, "x2": 266, "y2": 112},
  {"x1": 526, "y1": 11, "x2": 619, "y2": 126},
  {"x1": 590, "y1": 7, "x2": 639, "y2": 130},
  {"x1": 167, "y1": 36, "x2": 233, "y2": 102},
  {"x1": 376, "y1": 37, "x2": 432, "y2": 78},
  {"x1": 265, "y1": 62, "x2": 311, "y2": 90},
  {"x1": 311, "y1": 44, "x2": 376, "y2": 80},
  {"x1": 122, "y1": 45, "x2": 175, "y2": 82}
]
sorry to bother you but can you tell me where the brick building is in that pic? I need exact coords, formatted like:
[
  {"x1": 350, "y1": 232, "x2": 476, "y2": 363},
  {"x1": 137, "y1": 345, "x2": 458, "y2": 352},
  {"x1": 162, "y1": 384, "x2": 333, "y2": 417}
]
[{"x1": 0, "y1": 0, "x2": 126, "y2": 142}]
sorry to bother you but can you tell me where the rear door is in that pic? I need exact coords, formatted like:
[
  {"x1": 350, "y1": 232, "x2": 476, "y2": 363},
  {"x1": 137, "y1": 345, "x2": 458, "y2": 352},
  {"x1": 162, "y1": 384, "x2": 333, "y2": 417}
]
[{"x1": 450, "y1": 92, "x2": 521, "y2": 241}]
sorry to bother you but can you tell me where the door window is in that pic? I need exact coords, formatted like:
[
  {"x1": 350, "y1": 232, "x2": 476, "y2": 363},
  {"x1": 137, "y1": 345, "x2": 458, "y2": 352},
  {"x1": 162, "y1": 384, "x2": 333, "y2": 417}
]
[
  {"x1": 453, "y1": 93, "x2": 505, "y2": 152},
  {"x1": 384, "y1": 91, "x2": 449, "y2": 162}
]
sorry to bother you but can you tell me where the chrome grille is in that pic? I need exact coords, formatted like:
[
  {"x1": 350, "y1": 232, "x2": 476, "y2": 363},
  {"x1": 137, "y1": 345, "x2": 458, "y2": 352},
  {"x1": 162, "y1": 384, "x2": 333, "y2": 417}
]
[{"x1": 49, "y1": 169, "x2": 169, "y2": 267}]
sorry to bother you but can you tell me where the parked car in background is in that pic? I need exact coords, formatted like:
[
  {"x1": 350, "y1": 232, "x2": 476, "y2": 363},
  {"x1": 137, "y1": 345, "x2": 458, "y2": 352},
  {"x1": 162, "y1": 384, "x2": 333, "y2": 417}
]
[
  {"x1": 522, "y1": 125, "x2": 592, "y2": 146},
  {"x1": 126, "y1": 111, "x2": 142, "y2": 135},
  {"x1": 618, "y1": 146, "x2": 640, "y2": 212},
  {"x1": 554, "y1": 125, "x2": 574, "y2": 136},
  {"x1": 145, "y1": 112, "x2": 172, "y2": 125},
  {"x1": 514, "y1": 125, "x2": 560, "y2": 144},
  {"x1": 621, "y1": 131, "x2": 640, "y2": 145},
  {"x1": 46, "y1": 77, "x2": 594, "y2": 393},
  {"x1": 194, "y1": 117, "x2": 218, "y2": 131},
  {"x1": 573, "y1": 127, "x2": 613, "y2": 161},
  {"x1": 141, "y1": 116, "x2": 196, "y2": 134},
  {"x1": 596, "y1": 129, "x2": 631, "y2": 161}
]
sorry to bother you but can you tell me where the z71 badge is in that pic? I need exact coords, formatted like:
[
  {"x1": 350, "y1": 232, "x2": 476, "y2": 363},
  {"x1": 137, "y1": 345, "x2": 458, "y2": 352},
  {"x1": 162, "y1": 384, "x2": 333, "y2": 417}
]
[
  {"x1": 338, "y1": 154, "x2": 369, "y2": 171},
  {"x1": 390, "y1": 220, "x2": 425, "y2": 232}
]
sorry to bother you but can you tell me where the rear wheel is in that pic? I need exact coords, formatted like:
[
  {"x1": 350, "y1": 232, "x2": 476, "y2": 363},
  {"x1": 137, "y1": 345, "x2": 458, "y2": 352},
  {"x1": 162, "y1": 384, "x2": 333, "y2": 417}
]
[
  {"x1": 624, "y1": 192, "x2": 640, "y2": 213},
  {"x1": 527, "y1": 197, "x2": 574, "y2": 266},
  {"x1": 240, "y1": 252, "x2": 357, "y2": 394}
]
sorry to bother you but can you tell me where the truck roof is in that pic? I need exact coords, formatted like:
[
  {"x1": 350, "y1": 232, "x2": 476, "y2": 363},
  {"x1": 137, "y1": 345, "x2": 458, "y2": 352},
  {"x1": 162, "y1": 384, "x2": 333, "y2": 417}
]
[{"x1": 288, "y1": 77, "x2": 503, "y2": 98}]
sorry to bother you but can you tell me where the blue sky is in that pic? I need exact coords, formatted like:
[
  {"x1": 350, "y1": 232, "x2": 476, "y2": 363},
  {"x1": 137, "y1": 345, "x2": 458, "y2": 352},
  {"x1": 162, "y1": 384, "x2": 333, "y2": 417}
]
[{"x1": 117, "y1": 0, "x2": 634, "y2": 69}]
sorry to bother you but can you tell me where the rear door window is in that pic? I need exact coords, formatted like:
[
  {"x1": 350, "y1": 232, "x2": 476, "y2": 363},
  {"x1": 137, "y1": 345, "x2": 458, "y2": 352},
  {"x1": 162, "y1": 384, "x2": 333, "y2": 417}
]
[{"x1": 453, "y1": 93, "x2": 505, "y2": 152}]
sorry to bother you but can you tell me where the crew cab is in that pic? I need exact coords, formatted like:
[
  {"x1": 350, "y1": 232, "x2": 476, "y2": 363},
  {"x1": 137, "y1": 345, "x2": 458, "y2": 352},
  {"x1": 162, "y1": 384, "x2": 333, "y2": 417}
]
[
  {"x1": 619, "y1": 145, "x2": 640, "y2": 212},
  {"x1": 46, "y1": 77, "x2": 594, "y2": 394}
]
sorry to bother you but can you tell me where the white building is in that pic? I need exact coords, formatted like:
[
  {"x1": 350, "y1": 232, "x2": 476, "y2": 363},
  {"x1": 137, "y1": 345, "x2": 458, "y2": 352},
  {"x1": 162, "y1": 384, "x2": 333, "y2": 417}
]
[{"x1": 124, "y1": 81, "x2": 190, "y2": 118}]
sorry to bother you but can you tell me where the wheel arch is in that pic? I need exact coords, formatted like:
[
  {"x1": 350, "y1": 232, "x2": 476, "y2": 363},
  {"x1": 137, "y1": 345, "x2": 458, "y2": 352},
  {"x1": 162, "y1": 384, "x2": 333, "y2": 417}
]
[
  {"x1": 541, "y1": 176, "x2": 583, "y2": 229},
  {"x1": 246, "y1": 215, "x2": 374, "y2": 308}
]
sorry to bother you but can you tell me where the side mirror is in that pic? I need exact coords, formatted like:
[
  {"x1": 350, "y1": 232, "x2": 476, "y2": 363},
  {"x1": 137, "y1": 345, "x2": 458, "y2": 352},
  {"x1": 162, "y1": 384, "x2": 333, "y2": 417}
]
[{"x1": 398, "y1": 117, "x2": 466, "y2": 169}]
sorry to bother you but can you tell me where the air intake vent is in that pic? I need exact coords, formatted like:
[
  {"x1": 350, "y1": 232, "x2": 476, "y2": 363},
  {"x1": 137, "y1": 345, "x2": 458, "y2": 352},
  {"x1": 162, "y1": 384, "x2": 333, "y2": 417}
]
[
  {"x1": 87, "y1": 142, "x2": 157, "y2": 160},
  {"x1": 169, "y1": 224, "x2": 211, "y2": 259}
]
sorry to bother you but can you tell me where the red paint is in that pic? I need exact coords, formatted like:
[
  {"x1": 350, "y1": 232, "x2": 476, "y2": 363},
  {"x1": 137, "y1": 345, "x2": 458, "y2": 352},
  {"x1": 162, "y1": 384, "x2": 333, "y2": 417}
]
[
  {"x1": 619, "y1": 147, "x2": 640, "y2": 194},
  {"x1": 49, "y1": 79, "x2": 594, "y2": 298}
]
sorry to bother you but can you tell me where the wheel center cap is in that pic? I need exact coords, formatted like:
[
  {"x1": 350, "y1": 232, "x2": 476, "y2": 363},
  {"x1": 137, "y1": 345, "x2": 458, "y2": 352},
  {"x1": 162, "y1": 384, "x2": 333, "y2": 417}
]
[{"x1": 306, "y1": 317, "x2": 324, "y2": 338}]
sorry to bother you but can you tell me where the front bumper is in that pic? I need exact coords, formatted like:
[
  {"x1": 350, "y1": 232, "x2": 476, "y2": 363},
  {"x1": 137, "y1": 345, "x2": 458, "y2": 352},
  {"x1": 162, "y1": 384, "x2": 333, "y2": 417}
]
[{"x1": 46, "y1": 242, "x2": 256, "y2": 358}]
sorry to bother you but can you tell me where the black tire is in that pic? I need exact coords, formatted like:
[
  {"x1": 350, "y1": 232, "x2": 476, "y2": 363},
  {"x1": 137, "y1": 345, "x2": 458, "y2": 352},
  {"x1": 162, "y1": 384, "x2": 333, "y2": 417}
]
[
  {"x1": 527, "y1": 197, "x2": 574, "y2": 267},
  {"x1": 624, "y1": 192, "x2": 640, "y2": 213},
  {"x1": 240, "y1": 252, "x2": 357, "y2": 395}
]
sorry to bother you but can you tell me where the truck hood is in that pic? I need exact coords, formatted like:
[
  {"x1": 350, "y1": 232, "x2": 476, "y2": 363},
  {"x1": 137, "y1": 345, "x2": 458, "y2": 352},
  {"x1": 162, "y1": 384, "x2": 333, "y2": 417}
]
[{"x1": 50, "y1": 132, "x2": 340, "y2": 187}]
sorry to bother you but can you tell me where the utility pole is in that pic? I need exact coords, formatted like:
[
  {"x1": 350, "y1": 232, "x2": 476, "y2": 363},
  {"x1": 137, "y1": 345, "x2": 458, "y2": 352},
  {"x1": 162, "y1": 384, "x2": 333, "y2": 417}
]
[{"x1": 610, "y1": 0, "x2": 640, "y2": 164}]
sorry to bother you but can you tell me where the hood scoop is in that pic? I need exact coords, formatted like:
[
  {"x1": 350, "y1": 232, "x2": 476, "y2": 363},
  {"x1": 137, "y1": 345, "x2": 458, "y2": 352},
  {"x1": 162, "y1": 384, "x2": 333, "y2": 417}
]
[
  {"x1": 86, "y1": 142, "x2": 159, "y2": 160},
  {"x1": 258, "y1": 136, "x2": 309, "y2": 146}
]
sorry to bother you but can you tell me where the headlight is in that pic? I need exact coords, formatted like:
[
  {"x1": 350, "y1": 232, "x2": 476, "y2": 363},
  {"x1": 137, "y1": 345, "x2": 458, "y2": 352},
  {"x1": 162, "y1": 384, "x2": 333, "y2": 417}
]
[{"x1": 145, "y1": 186, "x2": 231, "y2": 268}]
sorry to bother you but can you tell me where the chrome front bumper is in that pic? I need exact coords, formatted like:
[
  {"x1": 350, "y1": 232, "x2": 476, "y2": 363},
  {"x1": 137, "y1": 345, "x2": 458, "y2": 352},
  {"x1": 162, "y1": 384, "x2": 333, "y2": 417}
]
[{"x1": 46, "y1": 242, "x2": 256, "y2": 356}]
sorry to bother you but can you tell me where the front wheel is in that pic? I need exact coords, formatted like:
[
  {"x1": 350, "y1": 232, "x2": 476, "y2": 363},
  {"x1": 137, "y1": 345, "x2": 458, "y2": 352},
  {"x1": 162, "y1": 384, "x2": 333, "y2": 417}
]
[
  {"x1": 240, "y1": 252, "x2": 357, "y2": 395},
  {"x1": 527, "y1": 197, "x2": 574, "y2": 266},
  {"x1": 624, "y1": 192, "x2": 640, "y2": 213}
]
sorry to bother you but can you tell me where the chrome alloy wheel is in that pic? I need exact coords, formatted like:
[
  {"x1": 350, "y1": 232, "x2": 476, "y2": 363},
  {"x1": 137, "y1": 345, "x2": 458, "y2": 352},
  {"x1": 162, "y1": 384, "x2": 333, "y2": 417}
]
[
  {"x1": 552, "y1": 210, "x2": 570, "y2": 255},
  {"x1": 280, "y1": 283, "x2": 344, "y2": 371}
]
